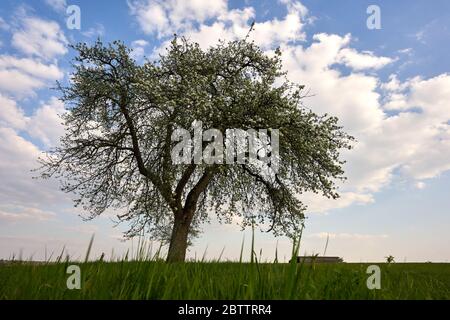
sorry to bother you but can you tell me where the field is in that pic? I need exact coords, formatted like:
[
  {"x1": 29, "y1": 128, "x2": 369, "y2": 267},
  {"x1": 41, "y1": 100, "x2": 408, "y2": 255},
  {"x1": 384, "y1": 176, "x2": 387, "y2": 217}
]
[{"x1": 1, "y1": 260, "x2": 449, "y2": 300}]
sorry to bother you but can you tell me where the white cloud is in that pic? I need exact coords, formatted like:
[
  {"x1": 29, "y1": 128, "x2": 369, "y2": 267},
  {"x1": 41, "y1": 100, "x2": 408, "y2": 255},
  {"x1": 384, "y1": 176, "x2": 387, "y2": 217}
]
[
  {"x1": 0, "y1": 205, "x2": 56, "y2": 222},
  {"x1": 338, "y1": 48, "x2": 394, "y2": 70},
  {"x1": 12, "y1": 17, "x2": 68, "y2": 60},
  {"x1": 0, "y1": 94, "x2": 65, "y2": 147},
  {"x1": 0, "y1": 94, "x2": 27, "y2": 130},
  {"x1": 0, "y1": 96, "x2": 70, "y2": 226},
  {"x1": 0, "y1": 56, "x2": 64, "y2": 80},
  {"x1": 82, "y1": 23, "x2": 106, "y2": 38},
  {"x1": 129, "y1": 1, "x2": 168, "y2": 36},
  {"x1": 130, "y1": 0, "x2": 308, "y2": 49},
  {"x1": 398, "y1": 48, "x2": 413, "y2": 55},
  {"x1": 0, "y1": 115, "x2": 72, "y2": 226},
  {"x1": 376, "y1": 74, "x2": 450, "y2": 181},
  {"x1": 381, "y1": 74, "x2": 404, "y2": 92},
  {"x1": 128, "y1": 0, "x2": 227, "y2": 38},
  {"x1": 0, "y1": 127, "x2": 64, "y2": 208},
  {"x1": 415, "y1": 181, "x2": 426, "y2": 190},
  {"x1": 281, "y1": 33, "x2": 386, "y2": 133},
  {"x1": 278, "y1": 32, "x2": 450, "y2": 211},
  {"x1": 27, "y1": 97, "x2": 66, "y2": 147},
  {"x1": 307, "y1": 232, "x2": 389, "y2": 240},
  {"x1": 45, "y1": 0, "x2": 67, "y2": 13},
  {"x1": 0, "y1": 55, "x2": 64, "y2": 97},
  {"x1": 382, "y1": 93, "x2": 408, "y2": 110},
  {"x1": 0, "y1": 69, "x2": 45, "y2": 97},
  {"x1": 180, "y1": 5, "x2": 307, "y2": 50},
  {"x1": 415, "y1": 30, "x2": 425, "y2": 43},
  {"x1": 409, "y1": 74, "x2": 450, "y2": 120},
  {"x1": 130, "y1": 39, "x2": 149, "y2": 61},
  {"x1": 249, "y1": 2, "x2": 308, "y2": 48},
  {"x1": 381, "y1": 74, "x2": 411, "y2": 110},
  {"x1": 301, "y1": 192, "x2": 374, "y2": 214},
  {"x1": 132, "y1": 39, "x2": 149, "y2": 47},
  {"x1": 0, "y1": 17, "x2": 10, "y2": 31}
]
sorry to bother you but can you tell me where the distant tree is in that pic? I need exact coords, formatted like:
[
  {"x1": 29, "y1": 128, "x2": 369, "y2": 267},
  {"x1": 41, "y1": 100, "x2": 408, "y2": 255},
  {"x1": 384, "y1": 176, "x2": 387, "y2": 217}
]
[
  {"x1": 39, "y1": 36, "x2": 353, "y2": 262},
  {"x1": 386, "y1": 255, "x2": 395, "y2": 264}
]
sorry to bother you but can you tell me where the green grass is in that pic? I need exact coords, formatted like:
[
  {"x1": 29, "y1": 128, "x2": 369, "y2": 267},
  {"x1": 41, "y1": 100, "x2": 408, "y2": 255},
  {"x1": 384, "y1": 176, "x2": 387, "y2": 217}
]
[
  {"x1": 1, "y1": 235, "x2": 449, "y2": 299},
  {"x1": 1, "y1": 261, "x2": 449, "y2": 299}
]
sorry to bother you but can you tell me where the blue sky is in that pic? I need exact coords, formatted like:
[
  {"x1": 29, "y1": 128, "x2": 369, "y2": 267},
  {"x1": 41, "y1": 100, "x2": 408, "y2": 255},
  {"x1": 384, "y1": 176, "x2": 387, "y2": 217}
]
[{"x1": 0, "y1": 0, "x2": 449, "y2": 262}]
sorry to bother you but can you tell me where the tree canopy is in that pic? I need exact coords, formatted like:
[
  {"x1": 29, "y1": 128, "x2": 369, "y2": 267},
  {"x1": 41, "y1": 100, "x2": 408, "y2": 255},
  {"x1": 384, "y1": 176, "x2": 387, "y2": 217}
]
[{"x1": 39, "y1": 36, "x2": 353, "y2": 262}]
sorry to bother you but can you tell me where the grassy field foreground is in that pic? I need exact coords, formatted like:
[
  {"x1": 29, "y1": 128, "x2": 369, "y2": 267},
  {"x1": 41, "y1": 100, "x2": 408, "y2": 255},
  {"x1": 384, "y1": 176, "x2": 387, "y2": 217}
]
[{"x1": 1, "y1": 261, "x2": 449, "y2": 299}]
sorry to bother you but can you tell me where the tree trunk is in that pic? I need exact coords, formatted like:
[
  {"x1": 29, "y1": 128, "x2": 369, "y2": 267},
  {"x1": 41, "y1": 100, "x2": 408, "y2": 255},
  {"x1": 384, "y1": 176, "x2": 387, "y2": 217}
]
[{"x1": 166, "y1": 212, "x2": 192, "y2": 262}]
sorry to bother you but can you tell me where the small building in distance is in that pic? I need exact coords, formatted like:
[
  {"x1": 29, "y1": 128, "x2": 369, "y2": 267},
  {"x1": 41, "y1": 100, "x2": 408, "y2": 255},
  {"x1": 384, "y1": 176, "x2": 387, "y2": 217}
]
[{"x1": 291, "y1": 256, "x2": 344, "y2": 263}]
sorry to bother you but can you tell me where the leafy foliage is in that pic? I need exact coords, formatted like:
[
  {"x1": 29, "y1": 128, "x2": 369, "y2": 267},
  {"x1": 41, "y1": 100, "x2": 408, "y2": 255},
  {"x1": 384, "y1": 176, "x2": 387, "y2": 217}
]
[{"x1": 39, "y1": 36, "x2": 353, "y2": 255}]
